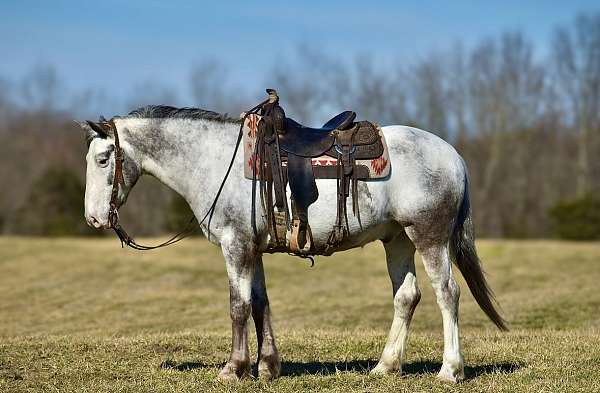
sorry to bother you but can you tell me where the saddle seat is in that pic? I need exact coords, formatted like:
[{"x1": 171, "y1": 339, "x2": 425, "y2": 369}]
[{"x1": 278, "y1": 111, "x2": 356, "y2": 157}]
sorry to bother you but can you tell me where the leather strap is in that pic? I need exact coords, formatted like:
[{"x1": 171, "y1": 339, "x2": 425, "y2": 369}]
[{"x1": 107, "y1": 119, "x2": 124, "y2": 229}]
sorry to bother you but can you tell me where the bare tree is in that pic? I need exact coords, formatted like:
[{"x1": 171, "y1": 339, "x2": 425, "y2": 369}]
[
  {"x1": 446, "y1": 43, "x2": 470, "y2": 139},
  {"x1": 345, "y1": 56, "x2": 404, "y2": 125},
  {"x1": 0, "y1": 76, "x2": 15, "y2": 130},
  {"x1": 266, "y1": 45, "x2": 334, "y2": 123},
  {"x1": 125, "y1": 80, "x2": 178, "y2": 111},
  {"x1": 21, "y1": 64, "x2": 62, "y2": 112},
  {"x1": 465, "y1": 32, "x2": 546, "y2": 236},
  {"x1": 269, "y1": 46, "x2": 408, "y2": 126},
  {"x1": 552, "y1": 12, "x2": 600, "y2": 196},
  {"x1": 411, "y1": 54, "x2": 449, "y2": 139},
  {"x1": 190, "y1": 60, "x2": 228, "y2": 112}
]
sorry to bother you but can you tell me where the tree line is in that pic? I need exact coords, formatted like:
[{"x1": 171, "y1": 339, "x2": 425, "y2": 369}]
[{"x1": 0, "y1": 13, "x2": 599, "y2": 239}]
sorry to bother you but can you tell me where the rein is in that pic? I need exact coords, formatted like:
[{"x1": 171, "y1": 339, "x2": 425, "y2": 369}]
[{"x1": 105, "y1": 99, "x2": 268, "y2": 250}]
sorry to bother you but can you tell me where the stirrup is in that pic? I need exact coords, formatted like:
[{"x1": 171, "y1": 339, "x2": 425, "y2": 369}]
[{"x1": 290, "y1": 219, "x2": 312, "y2": 254}]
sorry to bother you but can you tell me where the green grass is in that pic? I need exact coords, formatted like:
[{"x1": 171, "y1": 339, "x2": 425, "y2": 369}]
[{"x1": 1, "y1": 237, "x2": 599, "y2": 392}]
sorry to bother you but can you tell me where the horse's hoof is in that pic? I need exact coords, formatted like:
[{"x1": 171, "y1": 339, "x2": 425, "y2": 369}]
[
  {"x1": 218, "y1": 361, "x2": 250, "y2": 381},
  {"x1": 370, "y1": 362, "x2": 399, "y2": 375},
  {"x1": 437, "y1": 364, "x2": 464, "y2": 383},
  {"x1": 258, "y1": 357, "x2": 281, "y2": 380}
]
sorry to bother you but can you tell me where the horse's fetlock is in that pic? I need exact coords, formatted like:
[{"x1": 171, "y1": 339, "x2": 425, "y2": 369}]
[{"x1": 228, "y1": 354, "x2": 251, "y2": 372}]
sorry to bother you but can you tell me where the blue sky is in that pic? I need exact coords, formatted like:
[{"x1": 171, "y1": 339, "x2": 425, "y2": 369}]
[{"x1": 0, "y1": 0, "x2": 597, "y2": 113}]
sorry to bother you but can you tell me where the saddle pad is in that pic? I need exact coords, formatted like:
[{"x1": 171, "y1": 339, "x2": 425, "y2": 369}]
[{"x1": 243, "y1": 114, "x2": 391, "y2": 180}]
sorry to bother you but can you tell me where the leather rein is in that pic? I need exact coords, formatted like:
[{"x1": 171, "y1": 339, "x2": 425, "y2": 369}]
[{"x1": 104, "y1": 99, "x2": 268, "y2": 250}]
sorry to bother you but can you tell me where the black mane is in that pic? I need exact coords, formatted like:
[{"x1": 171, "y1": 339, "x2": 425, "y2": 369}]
[{"x1": 122, "y1": 105, "x2": 239, "y2": 123}]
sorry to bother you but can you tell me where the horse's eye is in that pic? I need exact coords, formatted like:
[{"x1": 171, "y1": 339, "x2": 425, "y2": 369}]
[{"x1": 97, "y1": 157, "x2": 109, "y2": 167}]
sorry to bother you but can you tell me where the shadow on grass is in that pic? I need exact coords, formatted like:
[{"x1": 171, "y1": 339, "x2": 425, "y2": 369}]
[
  {"x1": 160, "y1": 360, "x2": 220, "y2": 371},
  {"x1": 282, "y1": 360, "x2": 521, "y2": 379},
  {"x1": 161, "y1": 359, "x2": 522, "y2": 380}
]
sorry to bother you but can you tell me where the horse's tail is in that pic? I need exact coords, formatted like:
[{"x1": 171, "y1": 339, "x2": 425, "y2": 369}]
[{"x1": 449, "y1": 164, "x2": 508, "y2": 331}]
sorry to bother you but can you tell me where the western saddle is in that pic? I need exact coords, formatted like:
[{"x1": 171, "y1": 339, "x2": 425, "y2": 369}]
[{"x1": 251, "y1": 89, "x2": 386, "y2": 256}]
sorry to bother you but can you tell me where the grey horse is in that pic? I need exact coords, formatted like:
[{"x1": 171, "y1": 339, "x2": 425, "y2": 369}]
[{"x1": 79, "y1": 105, "x2": 506, "y2": 383}]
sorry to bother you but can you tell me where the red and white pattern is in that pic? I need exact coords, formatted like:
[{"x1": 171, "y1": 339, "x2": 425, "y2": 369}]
[
  {"x1": 370, "y1": 156, "x2": 389, "y2": 176},
  {"x1": 311, "y1": 158, "x2": 338, "y2": 166},
  {"x1": 248, "y1": 153, "x2": 261, "y2": 176},
  {"x1": 245, "y1": 113, "x2": 259, "y2": 139}
]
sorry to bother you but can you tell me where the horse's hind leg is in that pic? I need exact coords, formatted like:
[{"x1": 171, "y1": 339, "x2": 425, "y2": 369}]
[
  {"x1": 372, "y1": 230, "x2": 421, "y2": 375},
  {"x1": 407, "y1": 228, "x2": 465, "y2": 382},
  {"x1": 251, "y1": 256, "x2": 281, "y2": 379}
]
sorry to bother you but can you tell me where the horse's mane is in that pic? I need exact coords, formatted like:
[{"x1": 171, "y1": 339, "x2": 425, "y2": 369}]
[{"x1": 120, "y1": 105, "x2": 240, "y2": 123}]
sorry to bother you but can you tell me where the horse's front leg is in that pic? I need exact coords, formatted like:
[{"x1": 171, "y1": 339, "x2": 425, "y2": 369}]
[
  {"x1": 251, "y1": 256, "x2": 281, "y2": 379},
  {"x1": 218, "y1": 239, "x2": 255, "y2": 380}
]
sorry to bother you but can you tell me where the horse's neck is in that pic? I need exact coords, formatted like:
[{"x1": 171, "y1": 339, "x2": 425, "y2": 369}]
[{"x1": 119, "y1": 117, "x2": 239, "y2": 207}]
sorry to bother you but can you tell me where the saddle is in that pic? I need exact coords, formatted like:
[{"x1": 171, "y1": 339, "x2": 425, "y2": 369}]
[
  {"x1": 286, "y1": 115, "x2": 384, "y2": 252},
  {"x1": 245, "y1": 92, "x2": 390, "y2": 256},
  {"x1": 278, "y1": 111, "x2": 356, "y2": 157}
]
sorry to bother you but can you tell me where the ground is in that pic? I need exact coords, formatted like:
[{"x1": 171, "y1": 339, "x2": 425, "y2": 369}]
[{"x1": 0, "y1": 237, "x2": 599, "y2": 392}]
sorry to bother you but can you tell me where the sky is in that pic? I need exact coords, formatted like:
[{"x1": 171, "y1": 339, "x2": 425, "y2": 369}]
[{"x1": 0, "y1": 0, "x2": 598, "y2": 114}]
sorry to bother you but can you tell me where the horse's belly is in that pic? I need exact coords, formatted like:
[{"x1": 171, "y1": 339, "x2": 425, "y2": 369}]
[{"x1": 304, "y1": 179, "x2": 394, "y2": 248}]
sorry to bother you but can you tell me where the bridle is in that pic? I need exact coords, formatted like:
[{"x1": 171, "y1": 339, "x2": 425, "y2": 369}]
[
  {"x1": 106, "y1": 118, "x2": 124, "y2": 231},
  {"x1": 100, "y1": 99, "x2": 268, "y2": 250}
]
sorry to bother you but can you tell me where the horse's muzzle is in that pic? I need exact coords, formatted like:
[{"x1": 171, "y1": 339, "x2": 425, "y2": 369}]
[{"x1": 87, "y1": 215, "x2": 110, "y2": 229}]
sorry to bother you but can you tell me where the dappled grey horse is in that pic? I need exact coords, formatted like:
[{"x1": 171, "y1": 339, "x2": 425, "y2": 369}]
[{"x1": 79, "y1": 105, "x2": 506, "y2": 383}]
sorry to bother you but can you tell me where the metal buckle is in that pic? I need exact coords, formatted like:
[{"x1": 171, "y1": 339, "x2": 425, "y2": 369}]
[{"x1": 334, "y1": 144, "x2": 356, "y2": 155}]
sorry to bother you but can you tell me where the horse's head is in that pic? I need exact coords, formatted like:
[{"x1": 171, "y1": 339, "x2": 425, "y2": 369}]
[{"x1": 78, "y1": 119, "x2": 141, "y2": 229}]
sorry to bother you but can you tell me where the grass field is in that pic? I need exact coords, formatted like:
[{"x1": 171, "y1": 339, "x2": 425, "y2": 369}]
[{"x1": 1, "y1": 237, "x2": 599, "y2": 392}]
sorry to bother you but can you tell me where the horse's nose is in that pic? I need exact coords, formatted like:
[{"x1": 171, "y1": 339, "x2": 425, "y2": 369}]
[{"x1": 87, "y1": 215, "x2": 103, "y2": 229}]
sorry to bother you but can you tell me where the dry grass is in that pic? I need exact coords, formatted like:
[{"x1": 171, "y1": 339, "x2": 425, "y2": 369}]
[{"x1": 1, "y1": 237, "x2": 599, "y2": 392}]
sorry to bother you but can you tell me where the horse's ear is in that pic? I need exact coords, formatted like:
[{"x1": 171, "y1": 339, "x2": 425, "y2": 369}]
[
  {"x1": 75, "y1": 120, "x2": 107, "y2": 146},
  {"x1": 85, "y1": 120, "x2": 109, "y2": 137}
]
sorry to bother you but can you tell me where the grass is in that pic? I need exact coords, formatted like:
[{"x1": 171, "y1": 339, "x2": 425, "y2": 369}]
[{"x1": 0, "y1": 237, "x2": 599, "y2": 392}]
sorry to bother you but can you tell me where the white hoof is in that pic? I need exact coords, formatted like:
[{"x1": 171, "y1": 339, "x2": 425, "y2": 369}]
[
  {"x1": 437, "y1": 363, "x2": 465, "y2": 383},
  {"x1": 217, "y1": 361, "x2": 251, "y2": 381},
  {"x1": 370, "y1": 362, "x2": 400, "y2": 375}
]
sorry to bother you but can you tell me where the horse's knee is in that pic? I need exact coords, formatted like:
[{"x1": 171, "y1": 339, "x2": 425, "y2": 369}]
[
  {"x1": 230, "y1": 300, "x2": 252, "y2": 324},
  {"x1": 394, "y1": 274, "x2": 421, "y2": 317}
]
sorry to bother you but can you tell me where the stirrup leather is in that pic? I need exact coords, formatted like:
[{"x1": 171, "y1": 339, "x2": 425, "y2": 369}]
[{"x1": 274, "y1": 210, "x2": 287, "y2": 246}]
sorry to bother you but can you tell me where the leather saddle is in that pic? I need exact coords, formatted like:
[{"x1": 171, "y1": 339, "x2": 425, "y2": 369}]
[
  {"x1": 278, "y1": 111, "x2": 356, "y2": 157},
  {"x1": 250, "y1": 95, "x2": 387, "y2": 256},
  {"x1": 278, "y1": 112, "x2": 384, "y2": 253}
]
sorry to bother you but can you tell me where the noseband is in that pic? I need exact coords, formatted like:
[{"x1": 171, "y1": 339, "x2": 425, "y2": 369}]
[{"x1": 100, "y1": 98, "x2": 268, "y2": 250}]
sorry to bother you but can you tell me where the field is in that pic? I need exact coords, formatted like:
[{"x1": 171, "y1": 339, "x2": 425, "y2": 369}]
[{"x1": 0, "y1": 237, "x2": 599, "y2": 392}]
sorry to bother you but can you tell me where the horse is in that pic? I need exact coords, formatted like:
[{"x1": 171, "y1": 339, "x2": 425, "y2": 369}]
[{"x1": 78, "y1": 105, "x2": 507, "y2": 383}]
